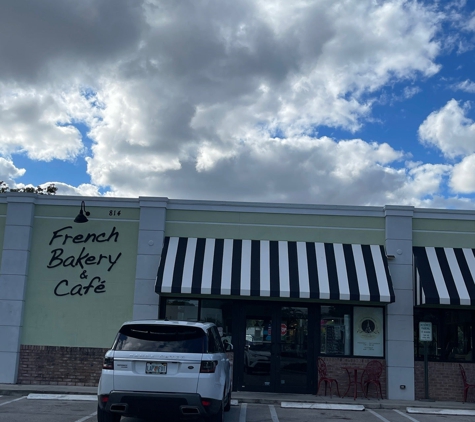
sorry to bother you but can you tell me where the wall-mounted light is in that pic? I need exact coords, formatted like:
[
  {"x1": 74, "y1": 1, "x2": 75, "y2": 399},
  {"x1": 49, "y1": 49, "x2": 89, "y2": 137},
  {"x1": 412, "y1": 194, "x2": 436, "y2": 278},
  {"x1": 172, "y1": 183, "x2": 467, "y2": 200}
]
[{"x1": 74, "y1": 201, "x2": 90, "y2": 223}]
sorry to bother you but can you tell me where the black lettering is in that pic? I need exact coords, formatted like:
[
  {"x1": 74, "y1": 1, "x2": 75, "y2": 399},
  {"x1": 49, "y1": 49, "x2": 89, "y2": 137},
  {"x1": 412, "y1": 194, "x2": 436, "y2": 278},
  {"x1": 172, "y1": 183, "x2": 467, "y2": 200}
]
[
  {"x1": 83, "y1": 276, "x2": 100, "y2": 295},
  {"x1": 54, "y1": 279, "x2": 69, "y2": 296},
  {"x1": 73, "y1": 234, "x2": 84, "y2": 243},
  {"x1": 74, "y1": 247, "x2": 90, "y2": 269},
  {"x1": 63, "y1": 233, "x2": 74, "y2": 244},
  {"x1": 97, "y1": 254, "x2": 108, "y2": 266},
  {"x1": 70, "y1": 284, "x2": 83, "y2": 296},
  {"x1": 95, "y1": 233, "x2": 107, "y2": 242},
  {"x1": 94, "y1": 280, "x2": 106, "y2": 293},
  {"x1": 48, "y1": 248, "x2": 64, "y2": 268},
  {"x1": 107, "y1": 226, "x2": 119, "y2": 243},
  {"x1": 84, "y1": 233, "x2": 97, "y2": 243},
  {"x1": 85, "y1": 256, "x2": 96, "y2": 265},
  {"x1": 63, "y1": 255, "x2": 76, "y2": 267},
  {"x1": 108, "y1": 252, "x2": 122, "y2": 271},
  {"x1": 49, "y1": 226, "x2": 73, "y2": 246}
]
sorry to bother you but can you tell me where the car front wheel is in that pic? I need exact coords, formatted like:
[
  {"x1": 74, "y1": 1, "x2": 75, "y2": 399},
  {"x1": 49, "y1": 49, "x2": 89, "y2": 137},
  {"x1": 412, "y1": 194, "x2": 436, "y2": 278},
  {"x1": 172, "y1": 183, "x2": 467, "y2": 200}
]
[{"x1": 97, "y1": 405, "x2": 121, "y2": 422}]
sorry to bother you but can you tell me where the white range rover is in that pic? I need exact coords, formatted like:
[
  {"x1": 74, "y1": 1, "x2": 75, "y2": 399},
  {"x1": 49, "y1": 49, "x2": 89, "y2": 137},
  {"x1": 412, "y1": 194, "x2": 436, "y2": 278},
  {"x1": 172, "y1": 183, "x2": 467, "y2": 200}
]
[{"x1": 97, "y1": 320, "x2": 232, "y2": 422}]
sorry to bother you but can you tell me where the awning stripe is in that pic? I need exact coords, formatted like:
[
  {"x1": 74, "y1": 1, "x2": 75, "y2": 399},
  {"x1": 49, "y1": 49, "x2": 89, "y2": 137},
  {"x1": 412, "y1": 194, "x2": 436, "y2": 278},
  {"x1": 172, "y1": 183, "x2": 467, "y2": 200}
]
[
  {"x1": 260, "y1": 241, "x2": 270, "y2": 296},
  {"x1": 344, "y1": 244, "x2": 359, "y2": 301},
  {"x1": 297, "y1": 242, "x2": 310, "y2": 299},
  {"x1": 288, "y1": 242, "x2": 300, "y2": 299},
  {"x1": 182, "y1": 238, "x2": 197, "y2": 294},
  {"x1": 315, "y1": 243, "x2": 330, "y2": 299},
  {"x1": 414, "y1": 246, "x2": 475, "y2": 306},
  {"x1": 353, "y1": 245, "x2": 369, "y2": 301},
  {"x1": 221, "y1": 239, "x2": 233, "y2": 295},
  {"x1": 156, "y1": 237, "x2": 395, "y2": 302}
]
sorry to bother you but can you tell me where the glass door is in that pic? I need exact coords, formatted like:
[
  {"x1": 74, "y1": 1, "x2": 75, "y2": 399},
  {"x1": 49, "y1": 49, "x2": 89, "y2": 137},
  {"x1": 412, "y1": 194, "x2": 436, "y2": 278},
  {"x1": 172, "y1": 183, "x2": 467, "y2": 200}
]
[
  {"x1": 240, "y1": 303, "x2": 310, "y2": 393},
  {"x1": 278, "y1": 307, "x2": 308, "y2": 393},
  {"x1": 242, "y1": 304, "x2": 275, "y2": 391}
]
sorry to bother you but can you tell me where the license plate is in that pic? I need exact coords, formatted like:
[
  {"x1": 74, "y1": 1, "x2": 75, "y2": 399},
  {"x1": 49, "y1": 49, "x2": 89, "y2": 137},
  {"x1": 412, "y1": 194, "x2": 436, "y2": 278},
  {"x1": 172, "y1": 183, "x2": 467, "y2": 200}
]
[{"x1": 146, "y1": 362, "x2": 167, "y2": 374}]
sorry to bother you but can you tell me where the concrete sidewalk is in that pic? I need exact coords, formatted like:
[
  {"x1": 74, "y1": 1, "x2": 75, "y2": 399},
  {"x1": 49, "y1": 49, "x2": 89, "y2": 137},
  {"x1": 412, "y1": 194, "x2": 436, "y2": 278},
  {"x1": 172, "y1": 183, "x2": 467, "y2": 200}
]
[{"x1": 1, "y1": 383, "x2": 475, "y2": 413}]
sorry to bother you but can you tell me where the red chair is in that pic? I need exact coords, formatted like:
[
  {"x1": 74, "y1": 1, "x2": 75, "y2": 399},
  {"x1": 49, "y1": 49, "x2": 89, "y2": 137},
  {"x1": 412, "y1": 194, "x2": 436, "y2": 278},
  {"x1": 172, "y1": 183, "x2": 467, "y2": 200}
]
[
  {"x1": 317, "y1": 358, "x2": 340, "y2": 398},
  {"x1": 361, "y1": 360, "x2": 383, "y2": 399},
  {"x1": 459, "y1": 364, "x2": 475, "y2": 403}
]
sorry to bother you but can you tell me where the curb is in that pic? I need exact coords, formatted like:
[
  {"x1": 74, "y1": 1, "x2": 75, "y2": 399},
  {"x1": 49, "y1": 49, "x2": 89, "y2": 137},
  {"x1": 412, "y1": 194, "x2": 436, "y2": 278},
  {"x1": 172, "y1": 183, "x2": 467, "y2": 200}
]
[
  {"x1": 407, "y1": 407, "x2": 475, "y2": 416},
  {"x1": 282, "y1": 402, "x2": 365, "y2": 411},
  {"x1": 27, "y1": 394, "x2": 97, "y2": 401}
]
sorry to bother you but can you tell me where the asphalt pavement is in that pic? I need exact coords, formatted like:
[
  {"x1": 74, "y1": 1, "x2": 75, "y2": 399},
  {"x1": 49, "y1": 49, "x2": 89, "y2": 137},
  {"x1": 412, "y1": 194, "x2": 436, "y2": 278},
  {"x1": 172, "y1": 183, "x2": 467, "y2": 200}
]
[{"x1": 1, "y1": 383, "x2": 475, "y2": 414}]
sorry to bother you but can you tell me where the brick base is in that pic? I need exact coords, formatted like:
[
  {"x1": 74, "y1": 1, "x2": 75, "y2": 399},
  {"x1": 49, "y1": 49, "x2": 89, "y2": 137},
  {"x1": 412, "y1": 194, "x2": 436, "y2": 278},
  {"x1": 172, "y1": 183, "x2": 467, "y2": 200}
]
[
  {"x1": 17, "y1": 345, "x2": 108, "y2": 386},
  {"x1": 414, "y1": 361, "x2": 475, "y2": 402},
  {"x1": 316, "y1": 357, "x2": 387, "y2": 399}
]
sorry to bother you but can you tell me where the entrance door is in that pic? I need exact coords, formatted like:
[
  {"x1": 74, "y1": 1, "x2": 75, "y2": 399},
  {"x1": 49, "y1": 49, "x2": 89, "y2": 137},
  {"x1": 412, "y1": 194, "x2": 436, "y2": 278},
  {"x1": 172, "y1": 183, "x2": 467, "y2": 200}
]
[
  {"x1": 240, "y1": 303, "x2": 309, "y2": 393},
  {"x1": 279, "y1": 306, "x2": 309, "y2": 393}
]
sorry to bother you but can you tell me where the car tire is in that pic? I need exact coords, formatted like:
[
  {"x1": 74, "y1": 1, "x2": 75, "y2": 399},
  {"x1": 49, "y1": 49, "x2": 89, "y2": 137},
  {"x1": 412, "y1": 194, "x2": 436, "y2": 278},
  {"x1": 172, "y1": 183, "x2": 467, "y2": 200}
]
[
  {"x1": 224, "y1": 390, "x2": 231, "y2": 412},
  {"x1": 97, "y1": 405, "x2": 121, "y2": 422}
]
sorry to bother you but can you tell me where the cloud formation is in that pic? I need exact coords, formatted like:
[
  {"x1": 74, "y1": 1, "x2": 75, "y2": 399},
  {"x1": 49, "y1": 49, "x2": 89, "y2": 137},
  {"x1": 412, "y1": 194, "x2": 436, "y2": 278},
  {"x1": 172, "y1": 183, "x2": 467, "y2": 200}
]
[{"x1": 0, "y1": 0, "x2": 474, "y2": 208}]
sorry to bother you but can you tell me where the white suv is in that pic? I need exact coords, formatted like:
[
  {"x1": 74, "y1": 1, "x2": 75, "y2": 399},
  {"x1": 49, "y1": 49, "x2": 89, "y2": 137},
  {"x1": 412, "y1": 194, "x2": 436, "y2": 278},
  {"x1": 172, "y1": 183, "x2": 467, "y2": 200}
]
[{"x1": 97, "y1": 320, "x2": 232, "y2": 422}]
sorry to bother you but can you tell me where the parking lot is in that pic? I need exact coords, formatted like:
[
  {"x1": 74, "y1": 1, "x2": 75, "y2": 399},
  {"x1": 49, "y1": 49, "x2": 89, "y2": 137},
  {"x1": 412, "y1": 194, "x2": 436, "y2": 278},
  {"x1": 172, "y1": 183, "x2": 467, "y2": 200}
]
[{"x1": 2, "y1": 394, "x2": 475, "y2": 422}]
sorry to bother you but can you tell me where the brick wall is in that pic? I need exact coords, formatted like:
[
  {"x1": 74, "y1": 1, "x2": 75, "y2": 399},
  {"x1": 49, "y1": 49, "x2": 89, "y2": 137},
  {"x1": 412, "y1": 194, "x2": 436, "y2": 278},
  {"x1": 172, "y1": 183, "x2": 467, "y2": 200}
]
[
  {"x1": 17, "y1": 345, "x2": 108, "y2": 386},
  {"x1": 414, "y1": 361, "x2": 475, "y2": 402},
  {"x1": 316, "y1": 357, "x2": 386, "y2": 399}
]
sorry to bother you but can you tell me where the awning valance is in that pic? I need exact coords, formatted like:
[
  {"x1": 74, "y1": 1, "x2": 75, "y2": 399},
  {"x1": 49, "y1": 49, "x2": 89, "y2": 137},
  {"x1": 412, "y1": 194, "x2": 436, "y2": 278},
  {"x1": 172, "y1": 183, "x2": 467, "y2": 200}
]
[
  {"x1": 414, "y1": 246, "x2": 475, "y2": 306},
  {"x1": 155, "y1": 237, "x2": 394, "y2": 303}
]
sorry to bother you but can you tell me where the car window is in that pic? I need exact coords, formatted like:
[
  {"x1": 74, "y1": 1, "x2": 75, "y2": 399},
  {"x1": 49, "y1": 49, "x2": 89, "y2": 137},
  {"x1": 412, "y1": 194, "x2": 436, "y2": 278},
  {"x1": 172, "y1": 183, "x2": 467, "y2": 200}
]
[
  {"x1": 114, "y1": 324, "x2": 206, "y2": 353},
  {"x1": 208, "y1": 326, "x2": 224, "y2": 353}
]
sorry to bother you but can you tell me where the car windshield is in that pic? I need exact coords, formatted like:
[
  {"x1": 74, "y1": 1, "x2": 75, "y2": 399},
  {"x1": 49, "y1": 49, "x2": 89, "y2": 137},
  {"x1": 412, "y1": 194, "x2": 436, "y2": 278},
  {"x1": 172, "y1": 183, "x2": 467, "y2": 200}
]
[{"x1": 114, "y1": 324, "x2": 207, "y2": 353}]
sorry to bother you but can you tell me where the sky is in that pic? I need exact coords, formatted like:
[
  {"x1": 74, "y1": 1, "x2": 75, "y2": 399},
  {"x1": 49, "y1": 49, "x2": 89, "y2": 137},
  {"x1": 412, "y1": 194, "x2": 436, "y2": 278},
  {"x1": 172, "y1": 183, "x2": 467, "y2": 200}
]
[{"x1": 1, "y1": 0, "x2": 475, "y2": 209}]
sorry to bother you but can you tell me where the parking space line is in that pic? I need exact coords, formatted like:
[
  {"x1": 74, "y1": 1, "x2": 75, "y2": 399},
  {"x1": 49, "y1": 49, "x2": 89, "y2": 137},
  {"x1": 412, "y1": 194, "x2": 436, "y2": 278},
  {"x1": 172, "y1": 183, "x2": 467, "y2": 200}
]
[
  {"x1": 367, "y1": 409, "x2": 391, "y2": 422},
  {"x1": 269, "y1": 405, "x2": 279, "y2": 422},
  {"x1": 0, "y1": 396, "x2": 26, "y2": 407},
  {"x1": 74, "y1": 411, "x2": 97, "y2": 422},
  {"x1": 393, "y1": 409, "x2": 420, "y2": 422},
  {"x1": 240, "y1": 403, "x2": 247, "y2": 422}
]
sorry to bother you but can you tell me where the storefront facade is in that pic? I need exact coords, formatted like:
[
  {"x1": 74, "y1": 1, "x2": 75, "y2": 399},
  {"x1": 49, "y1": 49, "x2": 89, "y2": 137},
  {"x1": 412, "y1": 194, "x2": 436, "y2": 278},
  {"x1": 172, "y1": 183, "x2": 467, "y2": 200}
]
[{"x1": 0, "y1": 194, "x2": 474, "y2": 401}]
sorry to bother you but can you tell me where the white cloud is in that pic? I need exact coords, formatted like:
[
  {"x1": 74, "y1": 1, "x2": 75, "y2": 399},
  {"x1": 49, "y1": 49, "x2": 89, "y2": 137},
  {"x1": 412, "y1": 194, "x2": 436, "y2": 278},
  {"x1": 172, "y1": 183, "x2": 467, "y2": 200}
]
[
  {"x1": 451, "y1": 154, "x2": 475, "y2": 193},
  {"x1": 99, "y1": 134, "x2": 409, "y2": 205},
  {"x1": 0, "y1": 157, "x2": 26, "y2": 186},
  {"x1": 0, "y1": 87, "x2": 87, "y2": 161},
  {"x1": 418, "y1": 99, "x2": 475, "y2": 158},
  {"x1": 2, "y1": 0, "x2": 474, "y2": 209},
  {"x1": 454, "y1": 79, "x2": 475, "y2": 93},
  {"x1": 78, "y1": 0, "x2": 443, "y2": 196}
]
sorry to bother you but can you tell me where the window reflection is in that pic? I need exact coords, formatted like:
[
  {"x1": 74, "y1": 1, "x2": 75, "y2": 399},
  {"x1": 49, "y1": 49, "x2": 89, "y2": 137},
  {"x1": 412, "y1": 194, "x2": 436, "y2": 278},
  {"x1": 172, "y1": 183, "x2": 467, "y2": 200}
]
[
  {"x1": 320, "y1": 305, "x2": 351, "y2": 356},
  {"x1": 165, "y1": 299, "x2": 199, "y2": 321},
  {"x1": 414, "y1": 309, "x2": 473, "y2": 362}
]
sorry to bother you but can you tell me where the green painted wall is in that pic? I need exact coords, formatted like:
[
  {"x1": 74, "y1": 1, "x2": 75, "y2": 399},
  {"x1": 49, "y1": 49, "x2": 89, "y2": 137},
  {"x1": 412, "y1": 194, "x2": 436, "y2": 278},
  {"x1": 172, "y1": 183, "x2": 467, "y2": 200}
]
[
  {"x1": 21, "y1": 206, "x2": 139, "y2": 348},
  {"x1": 413, "y1": 218, "x2": 475, "y2": 248},
  {"x1": 165, "y1": 210, "x2": 385, "y2": 245}
]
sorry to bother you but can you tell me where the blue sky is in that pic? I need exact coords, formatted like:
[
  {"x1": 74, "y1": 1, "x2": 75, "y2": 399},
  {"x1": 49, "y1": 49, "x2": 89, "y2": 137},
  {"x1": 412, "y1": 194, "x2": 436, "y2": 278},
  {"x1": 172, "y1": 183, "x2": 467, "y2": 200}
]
[{"x1": 1, "y1": 0, "x2": 475, "y2": 208}]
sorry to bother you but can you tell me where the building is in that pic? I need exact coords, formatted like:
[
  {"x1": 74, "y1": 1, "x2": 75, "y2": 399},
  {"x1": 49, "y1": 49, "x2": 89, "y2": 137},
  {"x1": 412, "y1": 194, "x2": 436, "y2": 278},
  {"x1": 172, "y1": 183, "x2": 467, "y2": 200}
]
[{"x1": 0, "y1": 193, "x2": 474, "y2": 401}]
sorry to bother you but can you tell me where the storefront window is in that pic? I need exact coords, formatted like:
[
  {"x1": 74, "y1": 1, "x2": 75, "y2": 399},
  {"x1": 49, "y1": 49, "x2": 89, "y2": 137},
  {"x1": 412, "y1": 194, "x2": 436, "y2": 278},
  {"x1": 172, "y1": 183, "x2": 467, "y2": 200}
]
[
  {"x1": 414, "y1": 309, "x2": 474, "y2": 362},
  {"x1": 320, "y1": 305, "x2": 351, "y2": 355},
  {"x1": 165, "y1": 299, "x2": 199, "y2": 321}
]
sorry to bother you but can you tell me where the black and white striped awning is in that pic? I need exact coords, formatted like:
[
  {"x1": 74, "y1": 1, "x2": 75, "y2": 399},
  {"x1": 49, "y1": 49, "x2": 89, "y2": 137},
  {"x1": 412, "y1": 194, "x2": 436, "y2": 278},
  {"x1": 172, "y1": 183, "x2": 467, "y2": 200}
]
[
  {"x1": 155, "y1": 237, "x2": 395, "y2": 303},
  {"x1": 414, "y1": 246, "x2": 475, "y2": 306}
]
